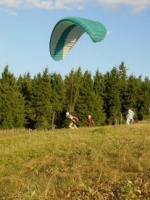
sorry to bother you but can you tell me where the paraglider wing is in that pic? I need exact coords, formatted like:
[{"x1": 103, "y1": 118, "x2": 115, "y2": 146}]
[{"x1": 49, "y1": 16, "x2": 107, "y2": 61}]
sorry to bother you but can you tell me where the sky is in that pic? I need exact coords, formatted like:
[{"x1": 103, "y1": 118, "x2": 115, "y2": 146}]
[{"x1": 0, "y1": 0, "x2": 150, "y2": 79}]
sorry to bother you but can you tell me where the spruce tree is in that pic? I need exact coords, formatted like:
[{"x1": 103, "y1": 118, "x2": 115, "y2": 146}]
[
  {"x1": 17, "y1": 73, "x2": 32, "y2": 128},
  {"x1": 30, "y1": 68, "x2": 52, "y2": 129},
  {"x1": 64, "y1": 67, "x2": 82, "y2": 113},
  {"x1": 143, "y1": 77, "x2": 150, "y2": 119},
  {"x1": 126, "y1": 75, "x2": 138, "y2": 108},
  {"x1": 75, "y1": 70, "x2": 105, "y2": 126},
  {"x1": 0, "y1": 66, "x2": 25, "y2": 129},
  {"x1": 51, "y1": 72, "x2": 66, "y2": 128},
  {"x1": 93, "y1": 70, "x2": 106, "y2": 100},
  {"x1": 103, "y1": 67, "x2": 121, "y2": 125},
  {"x1": 136, "y1": 76, "x2": 150, "y2": 120},
  {"x1": 118, "y1": 62, "x2": 129, "y2": 122}
]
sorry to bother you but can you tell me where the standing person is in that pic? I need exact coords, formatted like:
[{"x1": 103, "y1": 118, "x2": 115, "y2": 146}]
[
  {"x1": 126, "y1": 109, "x2": 135, "y2": 125},
  {"x1": 87, "y1": 115, "x2": 95, "y2": 127},
  {"x1": 66, "y1": 112, "x2": 79, "y2": 129}
]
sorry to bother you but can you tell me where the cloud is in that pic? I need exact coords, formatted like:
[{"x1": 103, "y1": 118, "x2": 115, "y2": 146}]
[
  {"x1": 97, "y1": 0, "x2": 150, "y2": 12},
  {"x1": 0, "y1": 0, "x2": 150, "y2": 12},
  {"x1": 0, "y1": 0, "x2": 21, "y2": 8},
  {"x1": 25, "y1": 0, "x2": 86, "y2": 10},
  {"x1": 6, "y1": 8, "x2": 18, "y2": 15},
  {"x1": 106, "y1": 30, "x2": 111, "y2": 36}
]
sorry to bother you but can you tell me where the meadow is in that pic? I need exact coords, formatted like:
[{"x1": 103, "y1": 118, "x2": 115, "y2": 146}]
[{"x1": 0, "y1": 123, "x2": 150, "y2": 200}]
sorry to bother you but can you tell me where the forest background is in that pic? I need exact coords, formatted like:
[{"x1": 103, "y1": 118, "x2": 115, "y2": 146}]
[{"x1": 0, "y1": 62, "x2": 150, "y2": 130}]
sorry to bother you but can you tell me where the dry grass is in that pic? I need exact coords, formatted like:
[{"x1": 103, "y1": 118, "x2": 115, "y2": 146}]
[{"x1": 0, "y1": 123, "x2": 150, "y2": 199}]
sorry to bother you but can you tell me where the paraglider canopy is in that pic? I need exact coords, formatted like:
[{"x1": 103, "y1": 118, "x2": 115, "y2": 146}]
[{"x1": 49, "y1": 16, "x2": 107, "y2": 61}]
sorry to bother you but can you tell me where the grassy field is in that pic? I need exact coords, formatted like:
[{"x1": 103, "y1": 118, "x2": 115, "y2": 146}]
[{"x1": 0, "y1": 123, "x2": 150, "y2": 200}]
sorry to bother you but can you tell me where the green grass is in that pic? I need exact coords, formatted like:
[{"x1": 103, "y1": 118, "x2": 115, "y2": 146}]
[{"x1": 0, "y1": 124, "x2": 150, "y2": 199}]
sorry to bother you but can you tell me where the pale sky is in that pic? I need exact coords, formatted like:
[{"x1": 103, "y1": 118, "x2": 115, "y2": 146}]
[{"x1": 0, "y1": 0, "x2": 150, "y2": 78}]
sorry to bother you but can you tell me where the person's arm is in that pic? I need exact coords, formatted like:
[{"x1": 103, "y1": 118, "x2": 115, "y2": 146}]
[
  {"x1": 73, "y1": 116, "x2": 79, "y2": 122},
  {"x1": 92, "y1": 119, "x2": 95, "y2": 125}
]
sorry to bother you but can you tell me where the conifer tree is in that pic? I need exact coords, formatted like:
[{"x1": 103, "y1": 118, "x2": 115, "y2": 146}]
[
  {"x1": 75, "y1": 70, "x2": 105, "y2": 126},
  {"x1": 103, "y1": 67, "x2": 121, "y2": 124},
  {"x1": 126, "y1": 75, "x2": 138, "y2": 109},
  {"x1": 134, "y1": 76, "x2": 144, "y2": 112},
  {"x1": 51, "y1": 72, "x2": 66, "y2": 128},
  {"x1": 17, "y1": 73, "x2": 32, "y2": 128},
  {"x1": 118, "y1": 62, "x2": 129, "y2": 121},
  {"x1": 0, "y1": 66, "x2": 25, "y2": 129},
  {"x1": 135, "y1": 76, "x2": 150, "y2": 120},
  {"x1": 30, "y1": 68, "x2": 52, "y2": 129},
  {"x1": 64, "y1": 67, "x2": 82, "y2": 113},
  {"x1": 143, "y1": 77, "x2": 150, "y2": 119},
  {"x1": 93, "y1": 70, "x2": 106, "y2": 100}
]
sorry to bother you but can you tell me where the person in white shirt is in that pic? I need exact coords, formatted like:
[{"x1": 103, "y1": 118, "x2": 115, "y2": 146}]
[
  {"x1": 66, "y1": 112, "x2": 79, "y2": 129},
  {"x1": 126, "y1": 109, "x2": 135, "y2": 125}
]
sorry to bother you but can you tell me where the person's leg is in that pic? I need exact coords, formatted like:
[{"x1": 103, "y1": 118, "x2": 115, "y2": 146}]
[
  {"x1": 126, "y1": 118, "x2": 130, "y2": 125},
  {"x1": 69, "y1": 122, "x2": 74, "y2": 129},
  {"x1": 74, "y1": 124, "x2": 78, "y2": 129},
  {"x1": 130, "y1": 119, "x2": 134, "y2": 124}
]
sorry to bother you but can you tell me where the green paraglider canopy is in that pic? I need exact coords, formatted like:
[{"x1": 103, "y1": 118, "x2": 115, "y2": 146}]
[{"x1": 49, "y1": 16, "x2": 107, "y2": 61}]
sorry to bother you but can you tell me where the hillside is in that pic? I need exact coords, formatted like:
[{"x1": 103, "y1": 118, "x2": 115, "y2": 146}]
[{"x1": 0, "y1": 123, "x2": 150, "y2": 199}]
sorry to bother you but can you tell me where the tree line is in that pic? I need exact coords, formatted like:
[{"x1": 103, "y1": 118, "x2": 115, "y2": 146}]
[{"x1": 0, "y1": 62, "x2": 150, "y2": 130}]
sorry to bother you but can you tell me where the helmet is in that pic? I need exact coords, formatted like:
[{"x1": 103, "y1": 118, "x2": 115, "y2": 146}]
[
  {"x1": 88, "y1": 115, "x2": 91, "y2": 118},
  {"x1": 66, "y1": 112, "x2": 69, "y2": 116}
]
